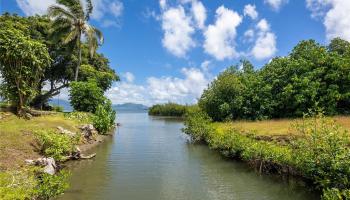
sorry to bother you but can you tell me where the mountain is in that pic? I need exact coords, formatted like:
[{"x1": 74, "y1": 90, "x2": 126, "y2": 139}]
[{"x1": 113, "y1": 103, "x2": 148, "y2": 112}]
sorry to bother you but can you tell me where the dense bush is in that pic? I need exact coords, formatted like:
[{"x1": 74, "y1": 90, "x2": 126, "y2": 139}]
[
  {"x1": 93, "y1": 99, "x2": 116, "y2": 134},
  {"x1": 148, "y1": 103, "x2": 189, "y2": 117},
  {"x1": 199, "y1": 39, "x2": 350, "y2": 121},
  {"x1": 35, "y1": 170, "x2": 70, "y2": 199},
  {"x1": 64, "y1": 111, "x2": 93, "y2": 124},
  {"x1": 0, "y1": 168, "x2": 70, "y2": 200},
  {"x1": 182, "y1": 106, "x2": 213, "y2": 142},
  {"x1": 184, "y1": 111, "x2": 350, "y2": 199},
  {"x1": 69, "y1": 80, "x2": 106, "y2": 113},
  {"x1": 35, "y1": 130, "x2": 78, "y2": 161}
]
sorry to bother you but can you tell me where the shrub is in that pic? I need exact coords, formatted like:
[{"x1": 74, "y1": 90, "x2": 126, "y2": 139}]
[
  {"x1": 64, "y1": 111, "x2": 93, "y2": 124},
  {"x1": 148, "y1": 103, "x2": 189, "y2": 117},
  {"x1": 182, "y1": 106, "x2": 213, "y2": 142},
  {"x1": 292, "y1": 114, "x2": 350, "y2": 191},
  {"x1": 35, "y1": 170, "x2": 70, "y2": 199},
  {"x1": 69, "y1": 80, "x2": 106, "y2": 113},
  {"x1": 93, "y1": 99, "x2": 116, "y2": 134},
  {"x1": 35, "y1": 130, "x2": 78, "y2": 161}
]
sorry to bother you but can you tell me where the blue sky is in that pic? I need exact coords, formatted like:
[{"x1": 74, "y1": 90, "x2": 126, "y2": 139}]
[{"x1": 1, "y1": 0, "x2": 350, "y2": 105}]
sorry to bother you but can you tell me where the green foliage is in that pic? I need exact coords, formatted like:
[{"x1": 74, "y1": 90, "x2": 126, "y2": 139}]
[
  {"x1": 148, "y1": 103, "x2": 190, "y2": 117},
  {"x1": 184, "y1": 110, "x2": 350, "y2": 199},
  {"x1": 64, "y1": 111, "x2": 93, "y2": 124},
  {"x1": 0, "y1": 24, "x2": 50, "y2": 115},
  {"x1": 199, "y1": 39, "x2": 350, "y2": 121},
  {"x1": 35, "y1": 130, "x2": 77, "y2": 161},
  {"x1": 93, "y1": 100, "x2": 116, "y2": 134},
  {"x1": 35, "y1": 170, "x2": 70, "y2": 200},
  {"x1": 69, "y1": 80, "x2": 106, "y2": 113},
  {"x1": 292, "y1": 114, "x2": 350, "y2": 191},
  {"x1": 182, "y1": 106, "x2": 213, "y2": 142},
  {"x1": 79, "y1": 63, "x2": 118, "y2": 91}
]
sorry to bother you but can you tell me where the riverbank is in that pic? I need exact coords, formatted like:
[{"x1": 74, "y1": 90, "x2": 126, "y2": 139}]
[
  {"x1": 183, "y1": 110, "x2": 350, "y2": 199},
  {"x1": 0, "y1": 111, "x2": 114, "y2": 199}
]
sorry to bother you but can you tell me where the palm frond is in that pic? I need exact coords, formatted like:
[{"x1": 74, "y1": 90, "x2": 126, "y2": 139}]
[
  {"x1": 84, "y1": 24, "x2": 104, "y2": 57},
  {"x1": 56, "y1": 0, "x2": 84, "y2": 20},
  {"x1": 47, "y1": 5, "x2": 75, "y2": 20},
  {"x1": 85, "y1": 0, "x2": 93, "y2": 21},
  {"x1": 63, "y1": 28, "x2": 79, "y2": 44}
]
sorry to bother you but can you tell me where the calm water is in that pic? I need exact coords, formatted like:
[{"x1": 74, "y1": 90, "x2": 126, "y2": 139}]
[{"x1": 59, "y1": 112, "x2": 319, "y2": 200}]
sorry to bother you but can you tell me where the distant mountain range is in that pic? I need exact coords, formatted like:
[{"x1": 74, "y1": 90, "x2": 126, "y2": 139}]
[
  {"x1": 113, "y1": 103, "x2": 149, "y2": 111},
  {"x1": 49, "y1": 99, "x2": 148, "y2": 112}
]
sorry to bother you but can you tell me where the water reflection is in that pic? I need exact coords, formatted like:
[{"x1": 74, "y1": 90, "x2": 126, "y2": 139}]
[{"x1": 59, "y1": 112, "x2": 319, "y2": 200}]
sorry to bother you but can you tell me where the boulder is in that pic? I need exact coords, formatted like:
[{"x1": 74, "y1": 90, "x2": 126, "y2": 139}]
[{"x1": 25, "y1": 157, "x2": 57, "y2": 175}]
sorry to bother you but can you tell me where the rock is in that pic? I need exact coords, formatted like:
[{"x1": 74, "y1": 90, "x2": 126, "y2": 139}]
[
  {"x1": 57, "y1": 126, "x2": 76, "y2": 137},
  {"x1": 25, "y1": 157, "x2": 57, "y2": 175},
  {"x1": 80, "y1": 124, "x2": 97, "y2": 140}
]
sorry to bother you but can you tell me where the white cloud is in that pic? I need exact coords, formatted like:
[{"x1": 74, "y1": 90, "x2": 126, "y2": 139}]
[
  {"x1": 16, "y1": 0, "x2": 124, "y2": 28},
  {"x1": 16, "y1": 0, "x2": 56, "y2": 16},
  {"x1": 264, "y1": 0, "x2": 288, "y2": 11},
  {"x1": 244, "y1": 4, "x2": 258, "y2": 20},
  {"x1": 251, "y1": 19, "x2": 277, "y2": 60},
  {"x1": 191, "y1": 0, "x2": 207, "y2": 29},
  {"x1": 307, "y1": 0, "x2": 350, "y2": 41},
  {"x1": 123, "y1": 72, "x2": 135, "y2": 83},
  {"x1": 106, "y1": 67, "x2": 211, "y2": 105},
  {"x1": 203, "y1": 6, "x2": 242, "y2": 60},
  {"x1": 110, "y1": 1, "x2": 124, "y2": 18},
  {"x1": 161, "y1": 6, "x2": 195, "y2": 57},
  {"x1": 159, "y1": 0, "x2": 167, "y2": 10},
  {"x1": 244, "y1": 29, "x2": 255, "y2": 42}
]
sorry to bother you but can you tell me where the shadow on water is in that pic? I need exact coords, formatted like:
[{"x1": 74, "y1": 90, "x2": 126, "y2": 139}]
[{"x1": 58, "y1": 112, "x2": 320, "y2": 200}]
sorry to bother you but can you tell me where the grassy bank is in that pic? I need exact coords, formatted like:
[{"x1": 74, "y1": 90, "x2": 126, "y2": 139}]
[
  {"x1": 183, "y1": 109, "x2": 350, "y2": 199},
  {"x1": 0, "y1": 111, "x2": 112, "y2": 199}
]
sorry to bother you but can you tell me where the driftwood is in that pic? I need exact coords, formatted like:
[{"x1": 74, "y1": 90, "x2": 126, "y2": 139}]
[{"x1": 65, "y1": 147, "x2": 96, "y2": 160}]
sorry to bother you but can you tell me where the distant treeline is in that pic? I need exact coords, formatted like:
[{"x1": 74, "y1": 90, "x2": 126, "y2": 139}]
[
  {"x1": 148, "y1": 103, "x2": 193, "y2": 117},
  {"x1": 199, "y1": 38, "x2": 350, "y2": 121}
]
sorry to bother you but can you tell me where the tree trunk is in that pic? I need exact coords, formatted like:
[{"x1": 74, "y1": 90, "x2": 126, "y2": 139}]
[{"x1": 74, "y1": 34, "x2": 82, "y2": 81}]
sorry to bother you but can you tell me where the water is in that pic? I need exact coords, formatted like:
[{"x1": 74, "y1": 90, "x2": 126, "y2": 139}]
[{"x1": 59, "y1": 112, "x2": 319, "y2": 200}]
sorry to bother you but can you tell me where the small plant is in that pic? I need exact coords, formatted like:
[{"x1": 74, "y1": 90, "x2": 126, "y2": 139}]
[
  {"x1": 93, "y1": 100, "x2": 116, "y2": 134},
  {"x1": 35, "y1": 170, "x2": 70, "y2": 200},
  {"x1": 64, "y1": 111, "x2": 93, "y2": 124},
  {"x1": 35, "y1": 130, "x2": 77, "y2": 161}
]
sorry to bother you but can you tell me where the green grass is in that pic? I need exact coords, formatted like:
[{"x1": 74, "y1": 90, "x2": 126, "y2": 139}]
[
  {"x1": 0, "y1": 112, "x2": 84, "y2": 169},
  {"x1": 214, "y1": 116, "x2": 350, "y2": 137}
]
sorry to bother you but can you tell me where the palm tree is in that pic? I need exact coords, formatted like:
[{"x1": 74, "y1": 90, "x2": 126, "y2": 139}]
[{"x1": 48, "y1": 0, "x2": 103, "y2": 81}]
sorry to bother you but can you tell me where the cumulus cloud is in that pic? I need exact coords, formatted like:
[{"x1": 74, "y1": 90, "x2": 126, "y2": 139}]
[
  {"x1": 191, "y1": 0, "x2": 207, "y2": 29},
  {"x1": 123, "y1": 72, "x2": 135, "y2": 83},
  {"x1": 16, "y1": 0, "x2": 56, "y2": 16},
  {"x1": 16, "y1": 0, "x2": 124, "y2": 27},
  {"x1": 203, "y1": 6, "x2": 242, "y2": 60},
  {"x1": 251, "y1": 19, "x2": 277, "y2": 60},
  {"x1": 244, "y1": 4, "x2": 258, "y2": 20},
  {"x1": 161, "y1": 6, "x2": 195, "y2": 57},
  {"x1": 306, "y1": 0, "x2": 350, "y2": 41},
  {"x1": 106, "y1": 67, "x2": 211, "y2": 105},
  {"x1": 244, "y1": 29, "x2": 255, "y2": 42},
  {"x1": 264, "y1": 0, "x2": 288, "y2": 11}
]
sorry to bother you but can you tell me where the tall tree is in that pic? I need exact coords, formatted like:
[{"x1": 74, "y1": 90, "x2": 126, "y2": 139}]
[{"x1": 48, "y1": 0, "x2": 103, "y2": 81}]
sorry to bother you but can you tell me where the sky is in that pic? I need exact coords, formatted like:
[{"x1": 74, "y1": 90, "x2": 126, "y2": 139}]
[{"x1": 1, "y1": 0, "x2": 350, "y2": 106}]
